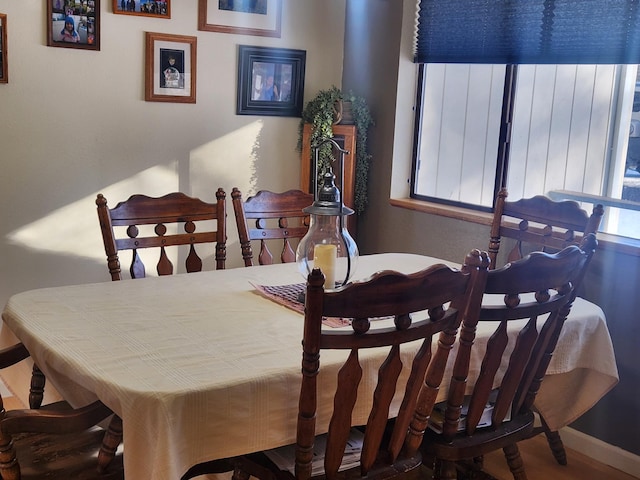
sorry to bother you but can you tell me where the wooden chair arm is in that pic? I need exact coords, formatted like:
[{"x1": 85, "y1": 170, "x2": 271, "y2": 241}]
[
  {"x1": 0, "y1": 343, "x2": 30, "y2": 370},
  {"x1": 1, "y1": 400, "x2": 113, "y2": 435}
]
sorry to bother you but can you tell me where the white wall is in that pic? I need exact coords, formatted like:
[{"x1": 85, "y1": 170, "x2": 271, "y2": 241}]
[{"x1": 0, "y1": 0, "x2": 346, "y2": 307}]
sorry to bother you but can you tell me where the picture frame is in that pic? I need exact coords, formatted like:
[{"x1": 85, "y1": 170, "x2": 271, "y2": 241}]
[
  {"x1": 237, "y1": 45, "x2": 306, "y2": 117},
  {"x1": 198, "y1": 0, "x2": 282, "y2": 38},
  {"x1": 47, "y1": 0, "x2": 100, "y2": 50},
  {"x1": 113, "y1": 0, "x2": 170, "y2": 19},
  {"x1": 145, "y1": 32, "x2": 197, "y2": 104},
  {"x1": 0, "y1": 14, "x2": 7, "y2": 84}
]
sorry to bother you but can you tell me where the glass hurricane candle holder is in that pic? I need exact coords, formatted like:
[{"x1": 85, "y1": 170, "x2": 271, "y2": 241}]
[{"x1": 296, "y1": 137, "x2": 359, "y2": 289}]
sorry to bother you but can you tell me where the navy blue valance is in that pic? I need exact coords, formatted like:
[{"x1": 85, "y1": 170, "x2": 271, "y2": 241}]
[{"x1": 415, "y1": 0, "x2": 640, "y2": 64}]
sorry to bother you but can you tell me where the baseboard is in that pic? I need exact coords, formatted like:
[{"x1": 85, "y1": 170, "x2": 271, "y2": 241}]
[{"x1": 560, "y1": 426, "x2": 640, "y2": 478}]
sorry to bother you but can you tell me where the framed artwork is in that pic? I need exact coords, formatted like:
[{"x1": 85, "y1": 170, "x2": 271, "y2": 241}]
[
  {"x1": 113, "y1": 0, "x2": 170, "y2": 18},
  {"x1": 145, "y1": 32, "x2": 197, "y2": 103},
  {"x1": 0, "y1": 14, "x2": 6, "y2": 84},
  {"x1": 47, "y1": 0, "x2": 100, "y2": 50},
  {"x1": 198, "y1": 0, "x2": 282, "y2": 38},
  {"x1": 236, "y1": 45, "x2": 306, "y2": 117}
]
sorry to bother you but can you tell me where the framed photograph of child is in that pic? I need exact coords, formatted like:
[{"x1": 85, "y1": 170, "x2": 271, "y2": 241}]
[
  {"x1": 113, "y1": 0, "x2": 170, "y2": 19},
  {"x1": 47, "y1": 0, "x2": 100, "y2": 50},
  {"x1": 0, "y1": 14, "x2": 7, "y2": 83},
  {"x1": 145, "y1": 32, "x2": 197, "y2": 103}
]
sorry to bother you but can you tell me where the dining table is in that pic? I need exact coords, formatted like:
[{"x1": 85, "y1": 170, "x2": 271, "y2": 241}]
[{"x1": 0, "y1": 253, "x2": 619, "y2": 480}]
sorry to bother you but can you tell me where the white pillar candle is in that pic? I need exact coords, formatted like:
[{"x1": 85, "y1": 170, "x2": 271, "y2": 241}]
[{"x1": 313, "y1": 244, "x2": 337, "y2": 289}]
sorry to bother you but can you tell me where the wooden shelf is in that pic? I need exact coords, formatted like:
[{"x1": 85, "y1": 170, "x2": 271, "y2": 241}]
[{"x1": 300, "y1": 123, "x2": 357, "y2": 236}]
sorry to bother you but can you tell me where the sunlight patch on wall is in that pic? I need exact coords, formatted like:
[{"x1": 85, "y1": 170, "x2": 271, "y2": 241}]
[
  {"x1": 6, "y1": 164, "x2": 179, "y2": 261},
  {"x1": 189, "y1": 120, "x2": 262, "y2": 201},
  {"x1": 189, "y1": 120, "x2": 263, "y2": 268},
  {"x1": 6, "y1": 121, "x2": 263, "y2": 268}
]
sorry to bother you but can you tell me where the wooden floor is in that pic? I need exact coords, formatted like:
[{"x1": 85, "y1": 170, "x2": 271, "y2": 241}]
[
  {"x1": 448, "y1": 434, "x2": 637, "y2": 480},
  {"x1": 3, "y1": 392, "x2": 26, "y2": 410}
]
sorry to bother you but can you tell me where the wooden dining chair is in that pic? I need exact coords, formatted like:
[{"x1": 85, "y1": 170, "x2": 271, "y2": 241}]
[
  {"x1": 184, "y1": 249, "x2": 490, "y2": 480},
  {"x1": 231, "y1": 187, "x2": 313, "y2": 266},
  {"x1": 95, "y1": 190, "x2": 228, "y2": 470},
  {"x1": 421, "y1": 234, "x2": 598, "y2": 480},
  {"x1": 487, "y1": 188, "x2": 604, "y2": 464},
  {"x1": 18, "y1": 190, "x2": 230, "y2": 476},
  {"x1": 0, "y1": 343, "x2": 123, "y2": 480},
  {"x1": 488, "y1": 187, "x2": 604, "y2": 270},
  {"x1": 96, "y1": 190, "x2": 227, "y2": 280}
]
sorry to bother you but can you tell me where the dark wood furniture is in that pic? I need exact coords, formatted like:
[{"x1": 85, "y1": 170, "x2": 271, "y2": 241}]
[
  {"x1": 232, "y1": 188, "x2": 312, "y2": 266},
  {"x1": 187, "y1": 250, "x2": 489, "y2": 480},
  {"x1": 487, "y1": 188, "x2": 604, "y2": 465},
  {"x1": 91, "y1": 190, "x2": 227, "y2": 472},
  {"x1": 0, "y1": 343, "x2": 123, "y2": 480},
  {"x1": 488, "y1": 187, "x2": 604, "y2": 270},
  {"x1": 2, "y1": 252, "x2": 616, "y2": 479},
  {"x1": 300, "y1": 123, "x2": 357, "y2": 235},
  {"x1": 96, "y1": 190, "x2": 227, "y2": 279},
  {"x1": 422, "y1": 235, "x2": 598, "y2": 480}
]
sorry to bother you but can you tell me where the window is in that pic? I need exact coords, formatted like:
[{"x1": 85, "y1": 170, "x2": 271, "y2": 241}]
[{"x1": 411, "y1": 62, "x2": 640, "y2": 239}]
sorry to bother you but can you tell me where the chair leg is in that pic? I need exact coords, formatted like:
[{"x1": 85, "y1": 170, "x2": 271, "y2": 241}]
[
  {"x1": 98, "y1": 415, "x2": 123, "y2": 473},
  {"x1": 232, "y1": 466, "x2": 251, "y2": 480},
  {"x1": 0, "y1": 431, "x2": 20, "y2": 480},
  {"x1": 0, "y1": 395, "x2": 19, "y2": 480},
  {"x1": 456, "y1": 456, "x2": 484, "y2": 478},
  {"x1": 436, "y1": 459, "x2": 457, "y2": 480},
  {"x1": 503, "y1": 443, "x2": 527, "y2": 480},
  {"x1": 432, "y1": 458, "x2": 441, "y2": 480},
  {"x1": 541, "y1": 417, "x2": 567, "y2": 465},
  {"x1": 29, "y1": 364, "x2": 45, "y2": 409}
]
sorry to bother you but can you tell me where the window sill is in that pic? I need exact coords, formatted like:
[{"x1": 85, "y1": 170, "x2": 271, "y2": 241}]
[
  {"x1": 389, "y1": 197, "x2": 494, "y2": 226},
  {"x1": 390, "y1": 197, "x2": 640, "y2": 257}
]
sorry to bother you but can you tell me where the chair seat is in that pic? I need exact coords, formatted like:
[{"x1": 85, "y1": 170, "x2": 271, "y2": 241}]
[
  {"x1": 9, "y1": 426, "x2": 124, "y2": 480},
  {"x1": 187, "y1": 428, "x2": 425, "y2": 480},
  {"x1": 0, "y1": 395, "x2": 120, "y2": 480},
  {"x1": 233, "y1": 446, "x2": 423, "y2": 480},
  {"x1": 423, "y1": 411, "x2": 535, "y2": 462}
]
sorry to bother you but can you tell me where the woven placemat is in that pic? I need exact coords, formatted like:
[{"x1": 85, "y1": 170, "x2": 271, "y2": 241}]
[{"x1": 252, "y1": 283, "x2": 350, "y2": 328}]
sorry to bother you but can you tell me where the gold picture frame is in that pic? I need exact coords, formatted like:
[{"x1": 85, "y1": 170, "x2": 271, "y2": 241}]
[
  {"x1": 145, "y1": 32, "x2": 197, "y2": 104},
  {"x1": 198, "y1": 0, "x2": 282, "y2": 38}
]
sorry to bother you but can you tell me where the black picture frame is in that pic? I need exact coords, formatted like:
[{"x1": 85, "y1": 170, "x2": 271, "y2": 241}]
[
  {"x1": 47, "y1": 0, "x2": 100, "y2": 50},
  {"x1": 237, "y1": 45, "x2": 306, "y2": 117}
]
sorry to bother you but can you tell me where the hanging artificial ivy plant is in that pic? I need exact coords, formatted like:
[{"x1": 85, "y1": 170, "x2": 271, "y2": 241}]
[{"x1": 297, "y1": 86, "x2": 374, "y2": 215}]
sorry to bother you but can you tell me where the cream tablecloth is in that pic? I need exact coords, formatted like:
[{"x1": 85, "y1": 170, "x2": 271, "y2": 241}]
[{"x1": 1, "y1": 253, "x2": 618, "y2": 480}]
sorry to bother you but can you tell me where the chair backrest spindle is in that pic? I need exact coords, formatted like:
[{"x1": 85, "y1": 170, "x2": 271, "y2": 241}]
[
  {"x1": 422, "y1": 235, "x2": 598, "y2": 479},
  {"x1": 232, "y1": 188, "x2": 313, "y2": 267},
  {"x1": 96, "y1": 190, "x2": 227, "y2": 280},
  {"x1": 298, "y1": 249, "x2": 490, "y2": 480},
  {"x1": 488, "y1": 187, "x2": 603, "y2": 270}
]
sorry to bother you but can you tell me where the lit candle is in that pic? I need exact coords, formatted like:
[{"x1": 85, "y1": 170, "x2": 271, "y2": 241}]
[{"x1": 313, "y1": 244, "x2": 337, "y2": 289}]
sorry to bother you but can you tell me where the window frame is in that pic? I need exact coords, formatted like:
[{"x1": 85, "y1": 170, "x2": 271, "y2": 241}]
[
  {"x1": 409, "y1": 61, "x2": 640, "y2": 240},
  {"x1": 410, "y1": 63, "x2": 509, "y2": 214}
]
